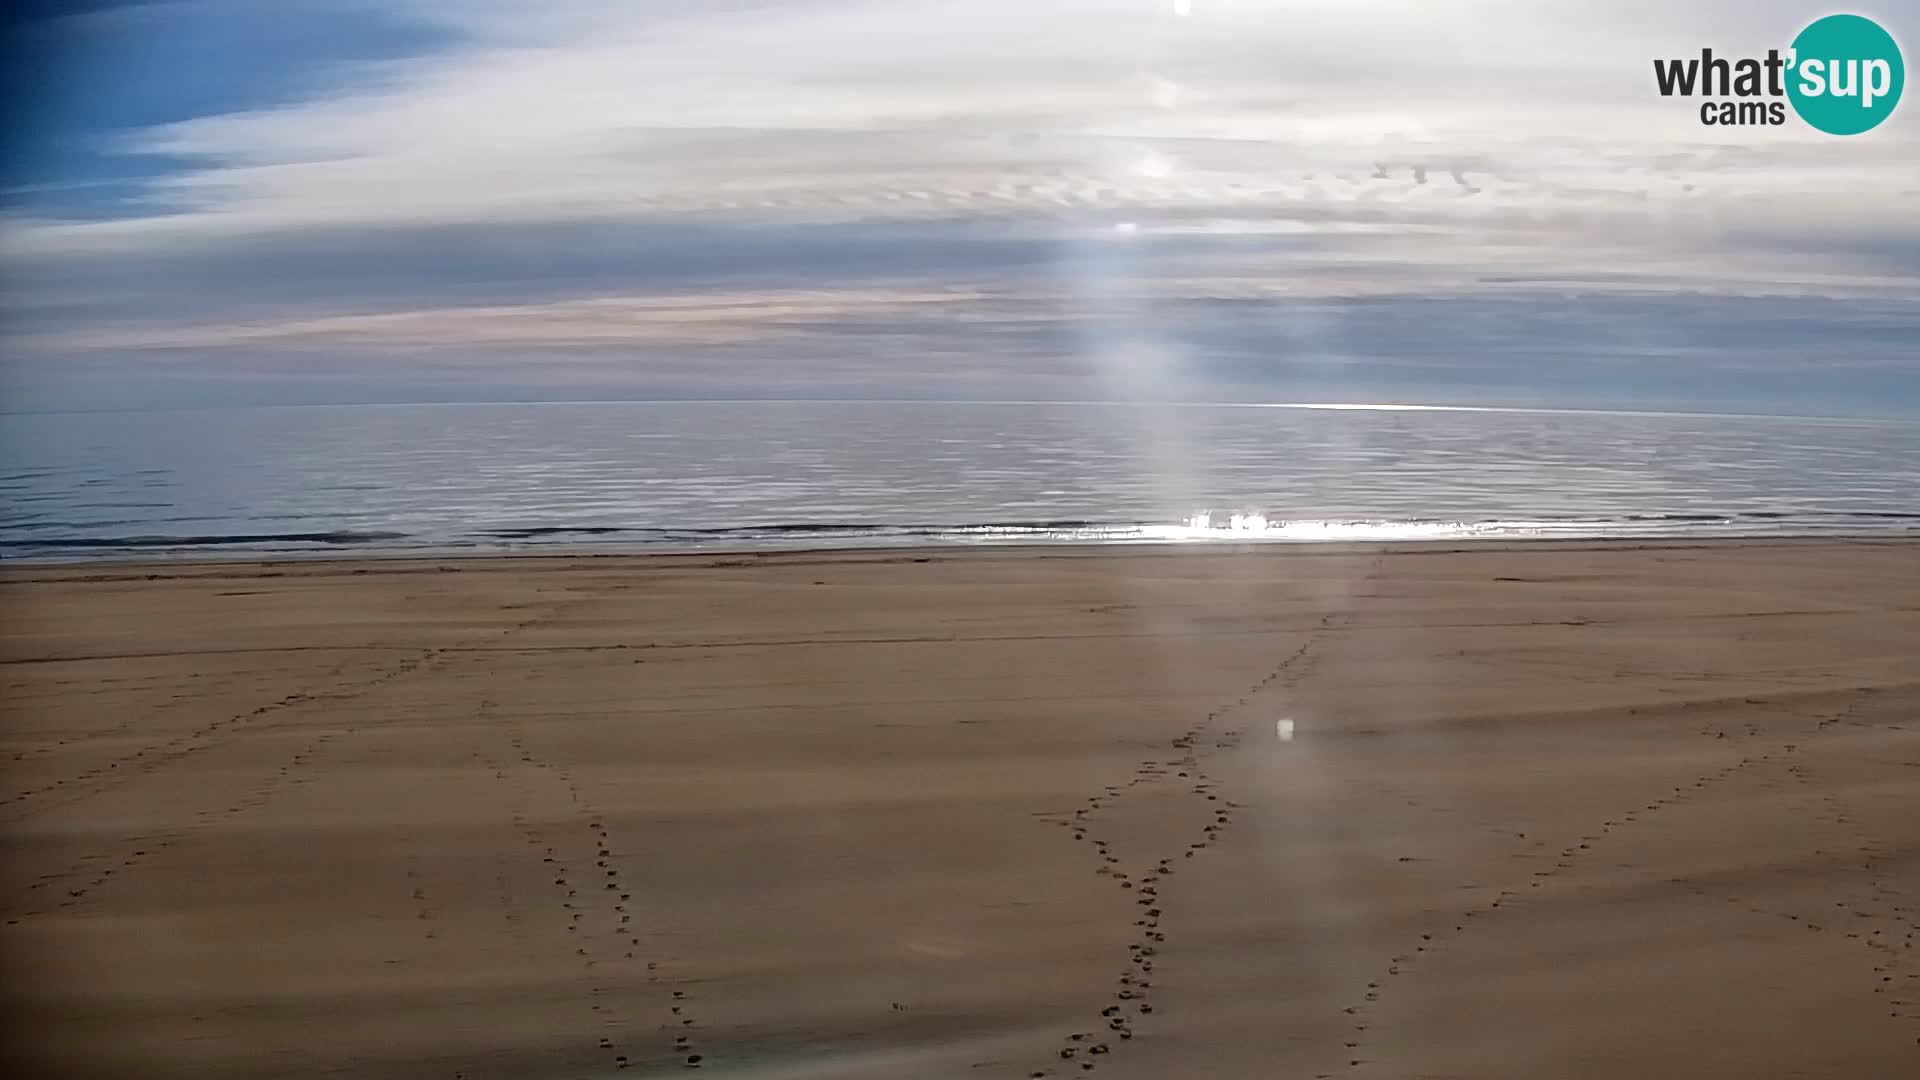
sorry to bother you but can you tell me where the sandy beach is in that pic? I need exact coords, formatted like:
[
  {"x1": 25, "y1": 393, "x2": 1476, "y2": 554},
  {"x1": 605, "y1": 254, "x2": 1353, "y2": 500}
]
[{"x1": 3, "y1": 540, "x2": 1918, "y2": 1079}]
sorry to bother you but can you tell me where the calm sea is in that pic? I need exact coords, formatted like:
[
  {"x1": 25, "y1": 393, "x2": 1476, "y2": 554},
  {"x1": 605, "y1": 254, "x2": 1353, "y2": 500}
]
[{"x1": 2, "y1": 402, "x2": 1917, "y2": 560}]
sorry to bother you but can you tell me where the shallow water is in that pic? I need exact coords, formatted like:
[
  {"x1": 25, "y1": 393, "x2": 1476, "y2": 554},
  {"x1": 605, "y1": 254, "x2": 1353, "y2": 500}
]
[{"x1": 2, "y1": 401, "x2": 1917, "y2": 559}]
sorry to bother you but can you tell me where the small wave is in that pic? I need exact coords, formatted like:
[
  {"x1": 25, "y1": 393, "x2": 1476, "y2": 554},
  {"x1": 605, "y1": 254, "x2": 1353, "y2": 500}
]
[
  {"x1": 675, "y1": 520, "x2": 1116, "y2": 535},
  {"x1": 485, "y1": 526, "x2": 634, "y2": 539},
  {"x1": 483, "y1": 521, "x2": 1125, "y2": 540},
  {"x1": 0, "y1": 530, "x2": 411, "y2": 550},
  {"x1": 1620, "y1": 511, "x2": 1920, "y2": 522}
]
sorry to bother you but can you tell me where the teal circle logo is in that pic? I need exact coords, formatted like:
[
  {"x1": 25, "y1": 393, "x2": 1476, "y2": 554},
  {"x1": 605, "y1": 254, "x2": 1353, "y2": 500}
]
[{"x1": 1787, "y1": 14, "x2": 1904, "y2": 134}]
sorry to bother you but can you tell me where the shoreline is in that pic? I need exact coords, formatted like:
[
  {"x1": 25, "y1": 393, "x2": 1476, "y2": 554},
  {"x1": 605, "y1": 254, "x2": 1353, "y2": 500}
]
[{"x1": 4, "y1": 531, "x2": 1919, "y2": 580}]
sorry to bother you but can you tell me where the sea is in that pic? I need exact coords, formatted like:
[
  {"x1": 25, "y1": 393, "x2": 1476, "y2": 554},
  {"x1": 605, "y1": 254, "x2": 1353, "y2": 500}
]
[{"x1": 2, "y1": 401, "x2": 1917, "y2": 561}]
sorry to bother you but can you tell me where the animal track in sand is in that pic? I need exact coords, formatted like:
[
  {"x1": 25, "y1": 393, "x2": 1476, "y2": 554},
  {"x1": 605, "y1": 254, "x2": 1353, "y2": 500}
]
[
  {"x1": 5, "y1": 589, "x2": 605, "y2": 928},
  {"x1": 480, "y1": 701, "x2": 707, "y2": 1074},
  {"x1": 1329, "y1": 694, "x2": 1901, "y2": 1075},
  {"x1": 406, "y1": 865, "x2": 441, "y2": 942},
  {"x1": 1771, "y1": 710, "x2": 1920, "y2": 1036},
  {"x1": 4, "y1": 663, "x2": 273, "y2": 773},
  {"x1": 10, "y1": 716, "x2": 358, "y2": 921},
  {"x1": 4, "y1": 583, "x2": 609, "y2": 822},
  {"x1": 1026, "y1": 610, "x2": 1346, "y2": 1077},
  {"x1": 0, "y1": 654, "x2": 426, "y2": 817}
]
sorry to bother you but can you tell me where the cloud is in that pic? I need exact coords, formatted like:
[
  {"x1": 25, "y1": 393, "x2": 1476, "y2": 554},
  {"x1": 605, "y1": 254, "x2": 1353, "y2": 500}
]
[
  {"x1": 3, "y1": 0, "x2": 1918, "y2": 412},
  {"x1": 25, "y1": 284, "x2": 1012, "y2": 350},
  {"x1": 11, "y1": 0, "x2": 1916, "y2": 244}
]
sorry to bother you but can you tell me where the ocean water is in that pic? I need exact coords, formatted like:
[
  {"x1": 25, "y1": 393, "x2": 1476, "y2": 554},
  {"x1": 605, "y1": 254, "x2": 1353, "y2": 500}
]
[{"x1": 2, "y1": 401, "x2": 1917, "y2": 560}]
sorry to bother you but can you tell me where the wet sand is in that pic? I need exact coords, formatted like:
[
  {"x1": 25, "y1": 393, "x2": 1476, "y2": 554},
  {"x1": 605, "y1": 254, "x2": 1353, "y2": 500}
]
[{"x1": 3, "y1": 540, "x2": 1918, "y2": 1078}]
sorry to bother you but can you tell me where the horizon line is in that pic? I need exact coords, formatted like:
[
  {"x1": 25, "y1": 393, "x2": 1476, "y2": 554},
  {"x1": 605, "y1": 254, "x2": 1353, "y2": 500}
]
[{"x1": 1, "y1": 398, "x2": 1909, "y2": 425}]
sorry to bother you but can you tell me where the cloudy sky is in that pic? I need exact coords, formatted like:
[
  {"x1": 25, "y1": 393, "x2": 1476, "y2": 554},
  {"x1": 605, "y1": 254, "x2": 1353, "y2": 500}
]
[{"x1": 3, "y1": 0, "x2": 1916, "y2": 414}]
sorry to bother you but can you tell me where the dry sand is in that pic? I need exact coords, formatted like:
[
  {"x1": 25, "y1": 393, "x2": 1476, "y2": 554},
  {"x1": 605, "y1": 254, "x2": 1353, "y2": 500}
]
[{"x1": 3, "y1": 540, "x2": 1918, "y2": 1079}]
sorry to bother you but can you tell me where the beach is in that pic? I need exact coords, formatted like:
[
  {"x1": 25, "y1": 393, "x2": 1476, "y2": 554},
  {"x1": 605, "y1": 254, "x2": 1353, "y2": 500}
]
[{"x1": 3, "y1": 539, "x2": 1918, "y2": 1079}]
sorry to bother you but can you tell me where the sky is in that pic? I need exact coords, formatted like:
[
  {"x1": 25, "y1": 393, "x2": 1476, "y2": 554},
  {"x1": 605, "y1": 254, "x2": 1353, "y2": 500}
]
[{"x1": 2, "y1": 0, "x2": 1916, "y2": 415}]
